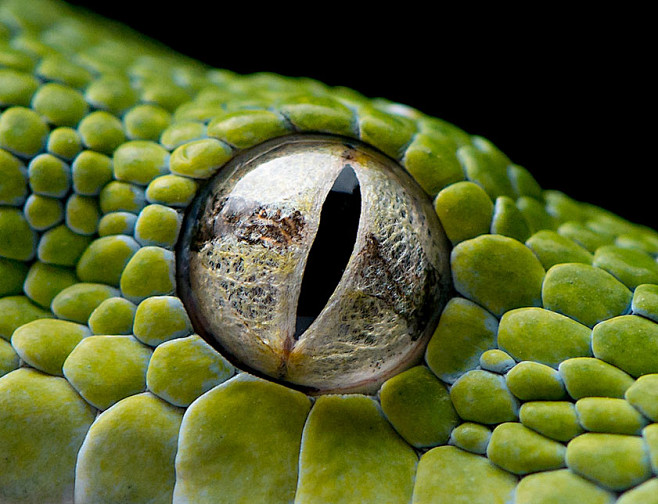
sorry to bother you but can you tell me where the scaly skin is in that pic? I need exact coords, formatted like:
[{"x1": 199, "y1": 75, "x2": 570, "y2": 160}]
[{"x1": 1, "y1": 1, "x2": 658, "y2": 503}]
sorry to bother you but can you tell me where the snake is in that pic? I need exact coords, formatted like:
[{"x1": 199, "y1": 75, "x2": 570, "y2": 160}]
[{"x1": 1, "y1": 1, "x2": 658, "y2": 503}]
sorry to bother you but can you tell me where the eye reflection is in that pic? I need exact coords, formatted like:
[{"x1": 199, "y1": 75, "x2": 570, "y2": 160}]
[{"x1": 177, "y1": 135, "x2": 451, "y2": 394}]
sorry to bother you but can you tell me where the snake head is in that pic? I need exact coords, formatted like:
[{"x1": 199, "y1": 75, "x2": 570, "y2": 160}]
[{"x1": 1, "y1": 2, "x2": 657, "y2": 503}]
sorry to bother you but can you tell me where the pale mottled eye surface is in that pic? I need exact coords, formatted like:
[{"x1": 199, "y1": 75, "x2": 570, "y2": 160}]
[{"x1": 178, "y1": 135, "x2": 451, "y2": 393}]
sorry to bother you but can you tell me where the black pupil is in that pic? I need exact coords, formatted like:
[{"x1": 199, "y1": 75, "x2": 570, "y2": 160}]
[{"x1": 294, "y1": 164, "x2": 362, "y2": 338}]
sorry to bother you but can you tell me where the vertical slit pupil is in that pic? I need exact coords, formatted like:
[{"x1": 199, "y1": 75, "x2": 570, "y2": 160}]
[{"x1": 294, "y1": 163, "x2": 361, "y2": 339}]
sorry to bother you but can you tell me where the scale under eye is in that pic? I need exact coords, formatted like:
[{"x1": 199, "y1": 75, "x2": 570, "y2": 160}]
[{"x1": 177, "y1": 135, "x2": 451, "y2": 394}]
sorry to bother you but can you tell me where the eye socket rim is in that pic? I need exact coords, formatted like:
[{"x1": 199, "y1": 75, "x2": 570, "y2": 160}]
[{"x1": 176, "y1": 133, "x2": 453, "y2": 395}]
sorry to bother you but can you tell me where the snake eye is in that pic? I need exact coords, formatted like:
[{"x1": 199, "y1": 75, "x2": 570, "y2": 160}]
[{"x1": 177, "y1": 135, "x2": 451, "y2": 394}]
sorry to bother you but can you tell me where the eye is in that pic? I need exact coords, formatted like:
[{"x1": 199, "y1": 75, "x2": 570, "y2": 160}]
[{"x1": 177, "y1": 134, "x2": 451, "y2": 393}]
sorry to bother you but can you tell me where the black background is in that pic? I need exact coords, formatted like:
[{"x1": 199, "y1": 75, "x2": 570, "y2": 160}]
[{"x1": 65, "y1": 2, "x2": 654, "y2": 230}]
